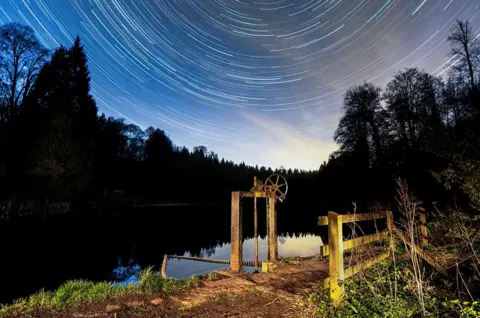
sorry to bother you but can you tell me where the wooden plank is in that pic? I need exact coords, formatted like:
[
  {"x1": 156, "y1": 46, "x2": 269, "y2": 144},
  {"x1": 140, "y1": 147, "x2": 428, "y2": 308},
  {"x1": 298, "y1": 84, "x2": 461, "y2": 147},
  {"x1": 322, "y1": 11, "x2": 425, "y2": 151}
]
[
  {"x1": 240, "y1": 191, "x2": 266, "y2": 198},
  {"x1": 321, "y1": 231, "x2": 389, "y2": 256},
  {"x1": 395, "y1": 228, "x2": 445, "y2": 272},
  {"x1": 345, "y1": 251, "x2": 390, "y2": 278},
  {"x1": 328, "y1": 212, "x2": 344, "y2": 307},
  {"x1": 267, "y1": 197, "x2": 278, "y2": 261},
  {"x1": 323, "y1": 251, "x2": 390, "y2": 289},
  {"x1": 253, "y1": 177, "x2": 259, "y2": 272},
  {"x1": 319, "y1": 211, "x2": 387, "y2": 225},
  {"x1": 266, "y1": 198, "x2": 270, "y2": 259}
]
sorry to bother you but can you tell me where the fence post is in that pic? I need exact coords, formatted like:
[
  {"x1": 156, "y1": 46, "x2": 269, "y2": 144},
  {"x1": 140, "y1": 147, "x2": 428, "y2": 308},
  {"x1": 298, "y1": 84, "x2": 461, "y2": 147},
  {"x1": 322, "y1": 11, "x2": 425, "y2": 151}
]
[
  {"x1": 230, "y1": 191, "x2": 242, "y2": 272},
  {"x1": 419, "y1": 213, "x2": 428, "y2": 247},
  {"x1": 328, "y1": 212, "x2": 344, "y2": 307},
  {"x1": 386, "y1": 211, "x2": 395, "y2": 260}
]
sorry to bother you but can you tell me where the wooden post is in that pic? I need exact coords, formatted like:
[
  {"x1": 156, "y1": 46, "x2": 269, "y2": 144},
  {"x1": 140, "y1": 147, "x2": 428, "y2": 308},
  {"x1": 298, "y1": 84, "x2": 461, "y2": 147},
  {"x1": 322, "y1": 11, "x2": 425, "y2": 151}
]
[
  {"x1": 161, "y1": 254, "x2": 168, "y2": 278},
  {"x1": 253, "y1": 177, "x2": 259, "y2": 272},
  {"x1": 267, "y1": 197, "x2": 278, "y2": 261},
  {"x1": 328, "y1": 212, "x2": 344, "y2": 307},
  {"x1": 266, "y1": 197, "x2": 270, "y2": 260},
  {"x1": 230, "y1": 191, "x2": 242, "y2": 272},
  {"x1": 386, "y1": 211, "x2": 395, "y2": 261},
  {"x1": 419, "y1": 213, "x2": 428, "y2": 247}
]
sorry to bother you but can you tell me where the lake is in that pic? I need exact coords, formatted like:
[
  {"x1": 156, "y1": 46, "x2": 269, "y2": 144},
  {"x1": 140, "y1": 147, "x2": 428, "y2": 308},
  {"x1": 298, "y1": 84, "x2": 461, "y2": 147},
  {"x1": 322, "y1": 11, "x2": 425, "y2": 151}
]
[{"x1": 0, "y1": 204, "x2": 326, "y2": 305}]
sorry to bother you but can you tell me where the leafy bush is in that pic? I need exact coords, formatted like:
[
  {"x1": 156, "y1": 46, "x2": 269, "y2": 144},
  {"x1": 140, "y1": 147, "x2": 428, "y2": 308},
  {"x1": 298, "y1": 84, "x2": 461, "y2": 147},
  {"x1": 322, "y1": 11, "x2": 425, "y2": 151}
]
[{"x1": 309, "y1": 260, "x2": 480, "y2": 317}]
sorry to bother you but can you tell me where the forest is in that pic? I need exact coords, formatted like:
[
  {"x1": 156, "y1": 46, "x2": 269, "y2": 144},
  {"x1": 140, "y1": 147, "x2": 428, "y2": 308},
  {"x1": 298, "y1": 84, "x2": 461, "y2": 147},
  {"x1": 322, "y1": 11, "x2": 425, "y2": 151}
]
[
  {"x1": 0, "y1": 19, "x2": 479, "y2": 220},
  {"x1": 319, "y1": 19, "x2": 480, "y2": 215},
  {"x1": 0, "y1": 18, "x2": 480, "y2": 318},
  {"x1": 0, "y1": 22, "x2": 319, "y2": 219}
]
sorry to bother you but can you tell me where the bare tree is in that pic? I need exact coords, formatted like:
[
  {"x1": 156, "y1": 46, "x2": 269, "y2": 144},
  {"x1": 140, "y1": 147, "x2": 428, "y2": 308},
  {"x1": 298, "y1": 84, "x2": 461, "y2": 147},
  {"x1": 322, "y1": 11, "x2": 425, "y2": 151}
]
[
  {"x1": 0, "y1": 22, "x2": 48, "y2": 122},
  {"x1": 448, "y1": 20, "x2": 479, "y2": 92},
  {"x1": 396, "y1": 178, "x2": 426, "y2": 316}
]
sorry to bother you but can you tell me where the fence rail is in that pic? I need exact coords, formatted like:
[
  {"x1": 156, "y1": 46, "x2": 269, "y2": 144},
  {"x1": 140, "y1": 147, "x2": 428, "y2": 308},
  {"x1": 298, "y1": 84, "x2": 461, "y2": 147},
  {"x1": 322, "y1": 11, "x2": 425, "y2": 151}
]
[
  {"x1": 319, "y1": 211, "x2": 394, "y2": 307},
  {"x1": 318, "y1": 211, "x2": 388, "y2": 225},
  {"x1": 320, "y1": 230, "x2": 389, "y2": 257}
]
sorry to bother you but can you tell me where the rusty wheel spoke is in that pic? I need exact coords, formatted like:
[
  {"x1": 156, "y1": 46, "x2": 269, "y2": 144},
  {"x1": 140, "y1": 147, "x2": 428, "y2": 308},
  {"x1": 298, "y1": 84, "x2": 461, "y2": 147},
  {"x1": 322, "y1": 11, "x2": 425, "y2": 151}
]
[{"x1": 263, "y1": 174, "x2": 288, "y2": 202}]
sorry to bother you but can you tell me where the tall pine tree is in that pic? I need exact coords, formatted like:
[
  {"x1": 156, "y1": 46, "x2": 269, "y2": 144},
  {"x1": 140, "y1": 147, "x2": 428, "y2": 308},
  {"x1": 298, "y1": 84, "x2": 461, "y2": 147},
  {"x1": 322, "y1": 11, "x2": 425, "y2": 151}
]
[{"x1": 25, "y1": 37, "x2": 98, "y2": 199}]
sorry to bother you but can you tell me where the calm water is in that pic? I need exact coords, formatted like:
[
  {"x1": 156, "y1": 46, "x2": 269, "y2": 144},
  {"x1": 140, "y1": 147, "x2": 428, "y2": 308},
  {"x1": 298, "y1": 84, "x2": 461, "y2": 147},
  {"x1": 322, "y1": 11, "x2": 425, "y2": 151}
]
[
  {"x1": 0, "y1": 204, "x2": 326, "y2": 304},
  {"x1": 112, "y1": 234, "x2": 324, "y2": 284}
]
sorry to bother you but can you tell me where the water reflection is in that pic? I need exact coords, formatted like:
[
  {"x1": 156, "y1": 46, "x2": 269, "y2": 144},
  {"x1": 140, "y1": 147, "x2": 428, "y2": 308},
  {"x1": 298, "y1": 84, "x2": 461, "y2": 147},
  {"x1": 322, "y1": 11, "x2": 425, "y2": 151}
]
[
  {"x1": 1, "y1": 204, "x2": 326, "y2": 304},
  {"x1": 112, "y1": 234, "x2": 324, "y2": 285},
  {"x1": 111, "y1": 259, "x2": 141, "y2": 286}
]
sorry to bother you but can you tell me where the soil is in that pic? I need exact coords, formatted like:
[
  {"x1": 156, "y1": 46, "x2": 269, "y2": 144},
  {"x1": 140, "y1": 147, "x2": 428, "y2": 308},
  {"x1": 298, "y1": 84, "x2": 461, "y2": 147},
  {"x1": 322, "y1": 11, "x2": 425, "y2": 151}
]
[{"x1": 3, "y1": 254, "x2": 381, "y2": 318}]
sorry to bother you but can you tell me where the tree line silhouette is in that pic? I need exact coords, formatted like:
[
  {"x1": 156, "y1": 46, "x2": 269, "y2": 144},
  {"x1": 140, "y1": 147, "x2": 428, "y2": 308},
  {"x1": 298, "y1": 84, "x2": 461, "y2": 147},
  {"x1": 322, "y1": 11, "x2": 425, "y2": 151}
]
[
  {"x1": 318, "y1": 20, "x2": 480, "y2": 214},
  {"x1": 0, "y1": 20, "x2": 479, "y2": 218},
  {"x1": 0, "y1": 22, "x2": 317, "y2": 217}
]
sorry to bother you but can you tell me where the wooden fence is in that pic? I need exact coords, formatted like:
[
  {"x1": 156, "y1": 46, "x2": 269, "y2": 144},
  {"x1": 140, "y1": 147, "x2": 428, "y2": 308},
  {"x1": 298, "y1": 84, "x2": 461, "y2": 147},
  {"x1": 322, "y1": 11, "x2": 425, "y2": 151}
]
[{"x1": 318, "y1": 211, "x2": 395, "y2": 307}]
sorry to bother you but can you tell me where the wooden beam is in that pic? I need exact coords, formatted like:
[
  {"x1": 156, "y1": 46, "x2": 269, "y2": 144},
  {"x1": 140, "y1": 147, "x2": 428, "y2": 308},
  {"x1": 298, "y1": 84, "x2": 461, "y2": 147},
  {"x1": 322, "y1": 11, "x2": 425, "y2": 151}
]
[
  {"x1": 321, "y1": 231, "x2": 388, "y2": 256},
  {"x1": 395, "y1": 228, "x2": 445, "y2": 272},
  {"x1": 230, "y1": 191, "x2": 242, "y2": 272},
  {"x1": 241, "y1": 191, "x2": 279, "y2": 199},
  {"x1": 345, "y1": 251, "x2": 390, "y2": 278},
  {"x1": 240, "y1": 191, "x2": 266, "y2": 198},
  {"x1": 267, "y1": 197, "x2": 278, "y2": 261},
  {"x1": 253, "y1": 177, "x2": 259, "y2": 272},
  {"x1": 319, "y1": 211, "x2": 387, "y2": 226},
  {"x1": 266, "y1": 198, "x2": 270, "y2": 259}
]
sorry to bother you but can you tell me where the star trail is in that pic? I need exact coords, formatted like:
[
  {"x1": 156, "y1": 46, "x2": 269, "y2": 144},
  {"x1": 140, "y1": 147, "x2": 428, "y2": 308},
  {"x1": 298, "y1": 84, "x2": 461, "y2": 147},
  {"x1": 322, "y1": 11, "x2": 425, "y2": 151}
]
[{"x1": 1, "y1": 0, "x2": 479, "y2": 170}]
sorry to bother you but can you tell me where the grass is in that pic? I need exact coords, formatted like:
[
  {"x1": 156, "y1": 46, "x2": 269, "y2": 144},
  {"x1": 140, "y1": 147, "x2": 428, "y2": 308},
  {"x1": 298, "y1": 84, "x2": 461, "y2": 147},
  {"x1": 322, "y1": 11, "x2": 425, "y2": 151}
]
[
  {"x1": 0, "y1": 266, "x2": 201, "y2": 314},
  {"x1": 278, "y1": 256, "x2": 301, "y2": 265},
  {"x1": 203, "y1": 271, "x2": 218, "y2": 281}
]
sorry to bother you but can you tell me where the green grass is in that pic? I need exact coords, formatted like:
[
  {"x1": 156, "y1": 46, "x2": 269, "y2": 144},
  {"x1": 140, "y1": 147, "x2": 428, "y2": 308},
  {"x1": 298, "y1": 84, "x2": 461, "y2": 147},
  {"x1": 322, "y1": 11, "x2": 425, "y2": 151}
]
[
  {"x1": 278, "y1": 256, "x2": 301, "y2": 265},
  {"x1": 0, "y1": 266, "x2": 201, "y2": 314}
]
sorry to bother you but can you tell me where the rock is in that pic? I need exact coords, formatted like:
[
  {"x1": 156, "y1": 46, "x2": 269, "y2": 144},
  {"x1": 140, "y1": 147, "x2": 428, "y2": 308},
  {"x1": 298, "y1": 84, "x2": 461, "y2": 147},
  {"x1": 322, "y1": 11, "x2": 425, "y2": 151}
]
[
  {"x1": 151, "y1": 298, "x2": 164, "y2": 305},
  {"x1": 127, "y1": 301, "x2": 145, "y2": 307},
  {"x1": 105, "y1": 304, "x2": 121, "y2": 313}
]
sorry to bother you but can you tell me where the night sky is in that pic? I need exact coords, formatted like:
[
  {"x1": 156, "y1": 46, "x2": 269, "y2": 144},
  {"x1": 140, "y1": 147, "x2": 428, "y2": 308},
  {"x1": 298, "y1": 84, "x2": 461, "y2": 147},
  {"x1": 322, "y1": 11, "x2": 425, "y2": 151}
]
[{"x1": 1, "y1": 1, "x2": 479, "y2": 170}]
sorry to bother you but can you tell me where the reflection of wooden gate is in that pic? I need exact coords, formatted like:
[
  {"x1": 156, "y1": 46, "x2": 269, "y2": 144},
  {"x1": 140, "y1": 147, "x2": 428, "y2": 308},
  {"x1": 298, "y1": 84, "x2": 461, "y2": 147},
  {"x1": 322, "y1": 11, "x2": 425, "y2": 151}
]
[{"x1": 318, "y1": 211, "x2": 395, "y2": 307}]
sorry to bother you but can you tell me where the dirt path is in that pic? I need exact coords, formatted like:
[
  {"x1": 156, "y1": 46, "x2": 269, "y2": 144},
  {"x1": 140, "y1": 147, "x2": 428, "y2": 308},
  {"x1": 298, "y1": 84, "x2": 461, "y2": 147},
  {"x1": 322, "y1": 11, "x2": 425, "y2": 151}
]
[{"x1": 23, "y1": 257, "x2": 328, "y2": 318}]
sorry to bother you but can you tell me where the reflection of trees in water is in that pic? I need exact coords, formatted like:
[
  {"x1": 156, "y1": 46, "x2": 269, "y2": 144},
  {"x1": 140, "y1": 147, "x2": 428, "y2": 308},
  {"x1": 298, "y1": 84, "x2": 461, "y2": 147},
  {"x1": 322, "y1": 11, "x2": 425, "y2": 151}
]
[
  {"x1": 111, "y1": 257, "x2": 141, "y2": 281},
  {"x1": 1, "y1": 205, "x2": 328, "y2": 304},
  {"x1": 196, "y1": 246, "x2": 217, "y2": 258}
]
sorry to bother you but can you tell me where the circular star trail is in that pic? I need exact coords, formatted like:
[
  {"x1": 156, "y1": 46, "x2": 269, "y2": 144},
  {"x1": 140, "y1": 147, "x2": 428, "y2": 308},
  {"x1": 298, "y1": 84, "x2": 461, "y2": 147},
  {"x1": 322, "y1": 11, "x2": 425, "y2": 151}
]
[{"x1": 1, "y1": 0, "x2": 479, "y2": 169}]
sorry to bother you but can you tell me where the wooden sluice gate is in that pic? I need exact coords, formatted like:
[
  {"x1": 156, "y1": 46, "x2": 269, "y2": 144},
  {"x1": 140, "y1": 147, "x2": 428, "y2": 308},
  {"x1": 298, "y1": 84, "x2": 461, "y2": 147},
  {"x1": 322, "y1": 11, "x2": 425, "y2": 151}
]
[{"x1": 161, "y1": 174, "x2": 288, "y2": 279}]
